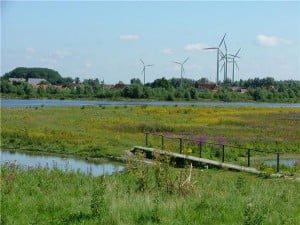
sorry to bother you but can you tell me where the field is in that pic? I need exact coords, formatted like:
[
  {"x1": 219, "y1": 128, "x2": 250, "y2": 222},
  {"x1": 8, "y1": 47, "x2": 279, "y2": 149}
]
[
  {"x1": 1, "y1": 106, "x2": 300, "y2": 158},
  {"x1": 1, "y1": 162, "x2": 300, "y2": 225},
  {"x1": 1, "y1": 106, "x2": 300, "y2": 224}
]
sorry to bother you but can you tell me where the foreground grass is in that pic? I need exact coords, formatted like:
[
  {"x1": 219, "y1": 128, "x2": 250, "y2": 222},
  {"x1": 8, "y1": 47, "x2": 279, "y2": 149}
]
[
  {"x1": 1, "y1": 162, "x2": 300, "y2": 225},
  {"x1": 1, "y1": 106, "x2": 300, "y2": 158}
]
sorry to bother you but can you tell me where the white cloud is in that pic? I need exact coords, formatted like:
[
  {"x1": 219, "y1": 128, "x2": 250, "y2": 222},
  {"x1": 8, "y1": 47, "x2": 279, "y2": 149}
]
[
  {"x1": 50, "y1": 50, "x2": 72, "y2": 59},
  {"x1": 25, "y1": 47, "x2": 36, "y2": 54},
  {"x1": 120, "y1": 34, "x2": 140, "y2": 41},
  {"x1": 84, "y1": 62, "x2": 92, "y2": 69},
  {"x1": 256, "y1": 34, "x2": 291, "y2": 47},
  {"x1": 184, "y1": 43, "x2": 209, "y2": 51},
  {"x1": 162, "y1": 48, "x2": 173, "y2": 55},
  {"x1": 40, "y1": 57, "x2": 57, "y2": 64}
]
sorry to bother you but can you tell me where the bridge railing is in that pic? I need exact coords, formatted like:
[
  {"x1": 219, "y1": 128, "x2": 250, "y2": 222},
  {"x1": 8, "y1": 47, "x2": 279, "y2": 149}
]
[{"x1": 144, "y1": 132, "x2": 283, "y2": 172}]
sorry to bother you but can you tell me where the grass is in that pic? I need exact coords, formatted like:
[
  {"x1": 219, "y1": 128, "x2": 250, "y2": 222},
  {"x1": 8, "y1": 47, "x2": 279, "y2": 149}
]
[
  {"x1": 1, "y1": 105, "x2": 300, "y2": 224},
  {"x1": 1, "y1": 106, "x2": 300, "y2": 159},
  {"x1": 1, "y1": 160, "x2": 300, "y2": 225}
]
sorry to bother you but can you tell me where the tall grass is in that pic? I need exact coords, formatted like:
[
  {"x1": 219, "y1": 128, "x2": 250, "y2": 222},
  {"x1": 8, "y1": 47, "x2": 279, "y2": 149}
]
[
  {"x1": 1, "y1": 159, "x2": 300, "y2": 225},
  {"x1": 1, "y1": 106, "x2": 300, "y2": 158}
]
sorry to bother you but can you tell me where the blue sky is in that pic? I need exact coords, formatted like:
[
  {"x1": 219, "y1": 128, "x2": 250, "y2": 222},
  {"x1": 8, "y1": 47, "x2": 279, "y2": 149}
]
[{"x1": 1, "y1": 1, "x2": 300, "y2": 83}]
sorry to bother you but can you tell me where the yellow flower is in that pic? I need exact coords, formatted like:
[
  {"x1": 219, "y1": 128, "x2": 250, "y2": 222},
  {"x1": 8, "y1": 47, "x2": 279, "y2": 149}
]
[{"x1": 183, "y1": 147, "x2": 193, "y2": 155}]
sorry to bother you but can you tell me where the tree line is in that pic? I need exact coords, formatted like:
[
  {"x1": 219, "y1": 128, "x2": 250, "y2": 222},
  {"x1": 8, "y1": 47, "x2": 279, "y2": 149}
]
[{"x1": 1, "y1": 67, "x2": 299, "y2": 102}]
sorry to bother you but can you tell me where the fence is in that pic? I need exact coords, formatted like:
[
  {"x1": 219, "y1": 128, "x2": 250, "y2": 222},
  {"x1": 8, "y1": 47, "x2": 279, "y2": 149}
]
[{"x1": 144, "y1": 132, "x2": 282, "y2": 172}]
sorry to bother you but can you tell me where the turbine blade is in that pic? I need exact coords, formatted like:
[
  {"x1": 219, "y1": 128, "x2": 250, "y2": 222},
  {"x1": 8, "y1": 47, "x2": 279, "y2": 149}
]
[
  {"x1": 140, "y1": 58, "x2": 145, "y2": 65},
  {"x1": 146, "y1": 64, "x2": 154, "y2": 67},
  {"x1": 235, "y1": 48, "x2": 241, "y2": 57},
  {"x1": 203, "y1": 47, "x2": 218, "y2": 50},
  {"x1": 219, "y1": 49, "x2": 225, "y2": 57},
  {"x1": 218, "y1": 33, "x2": 227, "y2": 47},
  {"x1": 224, "y1": 40, "x2": 227, "y2": 52},
  {"x1": 183, "y1": 57, "x2": 189, "y2": 64},
  {"x1": 229, "y1": 54, "x2": 240, "y2": 58},
  {"x1": 220, "y1": 63, "x2": 225, "y2": 72},
  {"x1": 235, "y1": 61, "x2": 239, "y2": 70},
  {"x1": 219, "y1": 55, "x2": 225, "y2": 61}
]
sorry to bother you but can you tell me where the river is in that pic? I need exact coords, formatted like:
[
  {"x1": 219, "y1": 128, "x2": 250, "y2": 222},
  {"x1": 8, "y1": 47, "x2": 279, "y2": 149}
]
[{"x1": 1, "y1": 98, "x2": 300, "y2": 108}]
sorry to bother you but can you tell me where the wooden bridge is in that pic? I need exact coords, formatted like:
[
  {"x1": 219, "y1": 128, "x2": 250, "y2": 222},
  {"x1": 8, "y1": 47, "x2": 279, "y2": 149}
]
[{"x1": 131, "y1": 146, "x2": 261, "y2": 175}]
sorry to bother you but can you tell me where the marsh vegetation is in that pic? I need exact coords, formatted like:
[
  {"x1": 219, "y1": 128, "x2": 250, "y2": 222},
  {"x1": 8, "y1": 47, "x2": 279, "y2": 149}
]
[
  {"x1": 1, "y1": 105, "x2": 300, "y2": 224},
  {"x1": 1, "y1": 156, "x2": 300, "y2": 225}
]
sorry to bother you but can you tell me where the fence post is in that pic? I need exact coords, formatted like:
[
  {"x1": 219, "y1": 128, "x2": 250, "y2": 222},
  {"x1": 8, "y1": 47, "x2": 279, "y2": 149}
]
[
  {"x1": 247, "y1": 149, "x2": 251, "y2": 167},
  {"x1": 199, "y1": 142, "x2": 202, "y2": 158},
  {"x1": 145, "y1": 132, "x2": 148, "y2": 146},
  {"x1": 222, "y1": 145, "x2": 225, "y2": 162},
  {"x1": 161, "y1": 135, "x2": 164, "y2": 150},
  {"x1": 179, "y1": 138, "x2": 183, "y2": 154},
  {"x1": 276, "y1": 152, "x2": 280, "y2": 173}
]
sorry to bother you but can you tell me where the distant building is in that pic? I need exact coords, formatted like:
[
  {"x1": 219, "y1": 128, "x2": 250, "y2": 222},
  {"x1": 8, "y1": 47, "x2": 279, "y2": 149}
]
[
  {"x1": 240, "y1": 88, "x2": 248, "y2": 93},
  {"x1": 113, "y1": 82, "x2": 127, "y2": 89},
  {"x1": 27, "y1": 78, "x2": 48, "y2": 88},
  {"x1": 52, "y1": 85, "x2": 64, "y2": 90},
  {"x1": 9, "y1": 78, "x2": 26, "y2": 83},
  {"x1": 36, "y1": 84, "x2": 49, "y2": 89},
  {"x1": 230, "y1": 86, "x2": 248, "y2": 93},
  {"x1": 196, "y1": 82, "x2": 218, "y2": 91}
]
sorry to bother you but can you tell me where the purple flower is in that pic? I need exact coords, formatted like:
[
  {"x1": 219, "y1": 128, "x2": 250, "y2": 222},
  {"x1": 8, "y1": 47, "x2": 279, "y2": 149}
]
[
  {"x1": 214, "y1": 136, "x2": 226, "y2": 146},
  {"x1": 196, "y1": 134, "x2": 208, "y2": 144}
]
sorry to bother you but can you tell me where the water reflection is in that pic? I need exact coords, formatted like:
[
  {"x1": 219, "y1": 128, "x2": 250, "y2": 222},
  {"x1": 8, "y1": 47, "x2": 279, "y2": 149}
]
[{"x1": 0, "y1": 150, "x2": 124, "y2": 176}]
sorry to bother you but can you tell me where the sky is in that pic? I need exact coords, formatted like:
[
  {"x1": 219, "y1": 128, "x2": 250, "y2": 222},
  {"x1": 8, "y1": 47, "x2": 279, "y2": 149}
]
[{"x1": 1, "y1": 1, "x2": 300, "y2": 83}]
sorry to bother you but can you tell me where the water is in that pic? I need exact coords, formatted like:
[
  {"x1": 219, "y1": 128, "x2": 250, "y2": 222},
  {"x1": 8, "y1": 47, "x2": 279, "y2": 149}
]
[
  {"x1": 1, "y1": 98, "x2": 300, "y2": 108},
  {"x1": 263, "y1": 159, "x2": 298, "y2": 168},
  {"x1": 0, "y1": 150, "x2": 124, "y2": 176}
]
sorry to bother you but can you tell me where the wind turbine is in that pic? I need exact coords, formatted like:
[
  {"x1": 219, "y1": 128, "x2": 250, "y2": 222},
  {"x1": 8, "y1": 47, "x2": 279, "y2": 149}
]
[
  {"x1": 219, "y1": 39, "x2": 232, "y2": 82},
  {"x1": 228, "y1": 48, "x2": 241, "y2": 82},
  {"x1": 220, "y1": 48, "x2": 241, "y2": 82},
  {"x1": 140, "y1": 59, "x2": 154, "y2": 85},
  {"x1": 172, "y1": 57, "x2": 189, "y2": 88},
  {"x1": 203, "y1": 33, "x2": 226, "y2": 83}
]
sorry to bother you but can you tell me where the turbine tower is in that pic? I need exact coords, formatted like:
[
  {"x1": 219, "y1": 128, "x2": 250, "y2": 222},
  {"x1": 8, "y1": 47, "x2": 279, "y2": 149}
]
[
  {"x1": 140, "y1": 59, "x2": 154, "y2": 85},
  {"x1": 223, "y1": 40, "x2": 228, "y2": 81},
  {"x1": 203, "y1": 33, "x2": 226, "y2": 83},
  {"x1": 228, "y1": 48, "x2": 241, "y2": 82},
  {"x1": 172, "y1": 57, "x2": 189, "y2": 88}
]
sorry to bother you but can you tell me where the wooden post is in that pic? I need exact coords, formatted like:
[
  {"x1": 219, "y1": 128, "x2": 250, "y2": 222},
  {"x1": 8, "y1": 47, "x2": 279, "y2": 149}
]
[
  {"x1": 247, "y1": 149, "x2": 250, "y2": 167},
  {"x1": 161, "y1": 135, "x2": 164, "y2": 150},
  {"x1": 145, "y1": 132, "x2": 148, "y2": 146},
  {"x1": 179, "y1": 138, "x2": 183, "y2": 154},
  {"x1": 199, "y1": 142, "x2": 202, "y2": 158},
  {"x1": 222, "y1": 145, "x2": 225, "y2": 162},
  {"x1": 276, "y1": 152, "x2": 280, "y2": 173}
]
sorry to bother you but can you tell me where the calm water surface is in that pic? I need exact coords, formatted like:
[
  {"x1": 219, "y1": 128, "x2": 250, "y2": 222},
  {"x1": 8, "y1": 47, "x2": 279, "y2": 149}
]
[
  {"x1": 1, "y1": 98, "x2": 300, "y2": 108},
  {"x1": 263, "y1": 159, "x2": 298, "y2": 168},
  {"x1": 0, "y1": 150, "x2": 124, "y2": 176}
]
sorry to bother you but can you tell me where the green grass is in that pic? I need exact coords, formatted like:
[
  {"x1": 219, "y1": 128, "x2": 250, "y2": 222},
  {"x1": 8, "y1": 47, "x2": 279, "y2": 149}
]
[
  {"x1": 1, "y1": 162, "x2": 300, "y2": 225},
  {"x1": 1, "y1": 106, "x2": 300, "y2": 224},
  {"x1": 1, "y1": 106, "x2": 300, "y2": 158}
]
